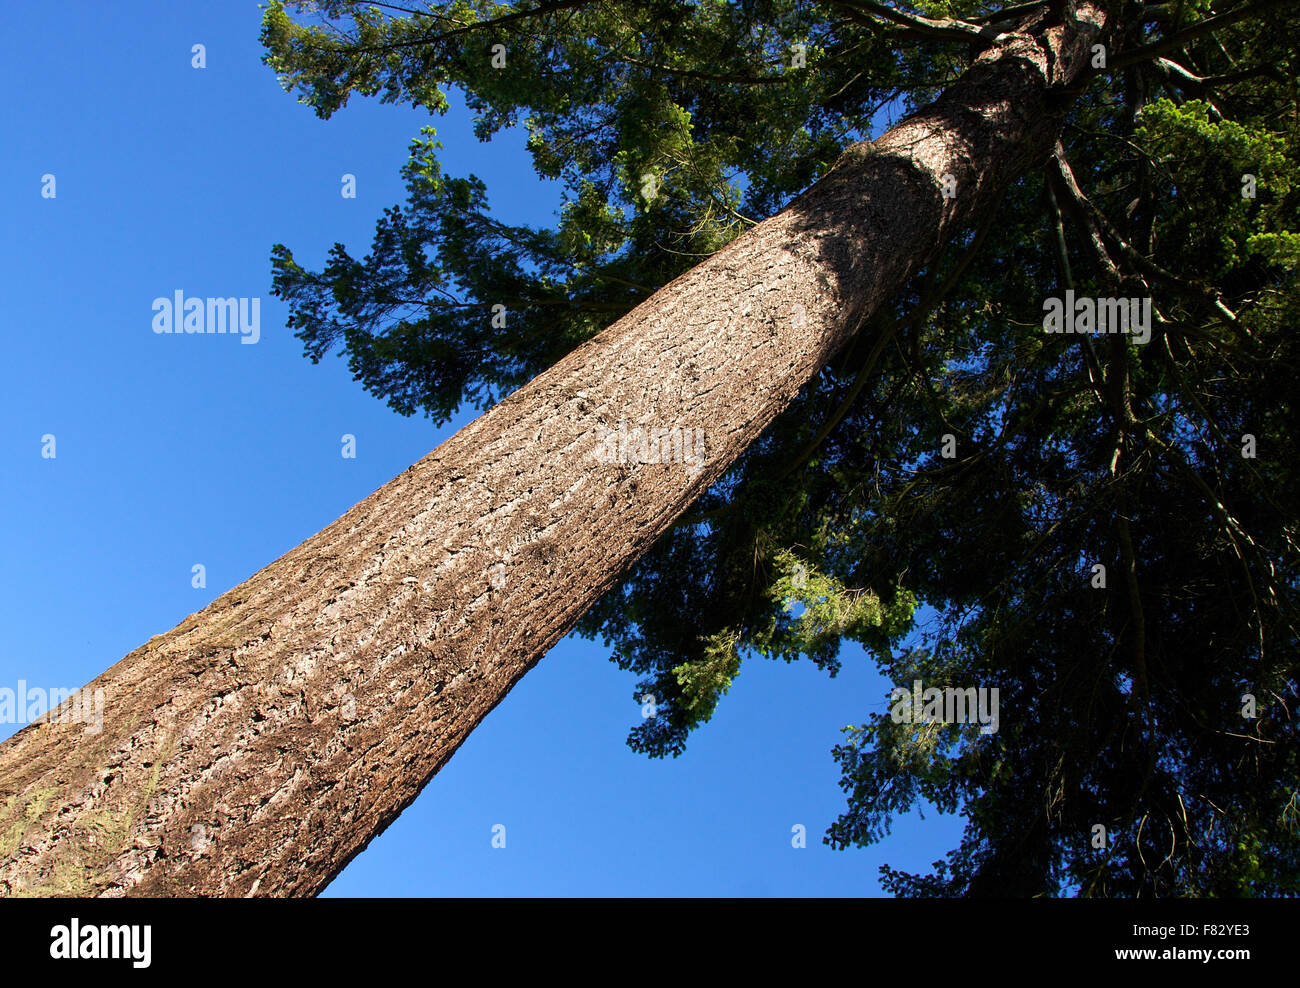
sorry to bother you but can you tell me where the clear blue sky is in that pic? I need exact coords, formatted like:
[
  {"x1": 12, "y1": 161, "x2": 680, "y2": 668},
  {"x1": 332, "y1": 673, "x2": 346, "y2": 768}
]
[{"x1": 0, "y1": 0, "x2": 962, "y2": 895}]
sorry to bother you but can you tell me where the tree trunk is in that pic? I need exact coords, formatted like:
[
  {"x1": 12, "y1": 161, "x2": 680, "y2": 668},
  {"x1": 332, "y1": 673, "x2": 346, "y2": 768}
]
[{"x1": 0, "y1": 5, "x2": 1104, "y2": 896}]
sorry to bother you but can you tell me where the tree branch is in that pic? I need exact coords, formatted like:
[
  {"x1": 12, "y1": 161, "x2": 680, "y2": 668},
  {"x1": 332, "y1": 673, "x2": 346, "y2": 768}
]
[
  {"x1": 311, "y1": 0, "x2": 598, "y2": 53},
  {"x1": 1050, "y1": 145, "x2": 1240, "y2": 328},
  {"x1": 616, "y1": 55, "x2": 787, "y2": 86},
  {"x1": 1110, "y1": 0, "x2": 1292, "y2": 69},
  {"x1": 971, "y1": 2, "x2": 1049, "y2": 25},
  {"x1": 832, "y1": 0, "x2": 994, "y2": 43}
]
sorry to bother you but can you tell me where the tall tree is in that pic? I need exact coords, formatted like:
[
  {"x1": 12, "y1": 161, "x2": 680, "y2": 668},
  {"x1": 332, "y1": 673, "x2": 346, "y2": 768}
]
[{"x1": 1, "y1": 0, "x2": 1295, "y2": 896}]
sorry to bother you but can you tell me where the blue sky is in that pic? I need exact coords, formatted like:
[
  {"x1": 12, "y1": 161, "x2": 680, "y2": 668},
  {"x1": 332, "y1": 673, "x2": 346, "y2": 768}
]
[{"x1": 0, "y1": 0, "x2": 962, "y2": 895}]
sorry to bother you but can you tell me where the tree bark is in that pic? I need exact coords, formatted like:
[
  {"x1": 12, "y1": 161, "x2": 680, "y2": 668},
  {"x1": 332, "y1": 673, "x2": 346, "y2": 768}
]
[{"x1": 0, "y1": 4, "x2": 1104, "y2": 896}]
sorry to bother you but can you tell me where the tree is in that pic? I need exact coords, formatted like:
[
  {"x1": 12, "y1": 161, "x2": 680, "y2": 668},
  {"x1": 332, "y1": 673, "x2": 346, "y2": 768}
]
[{"x1": 1, "y1": 0, "x2": 1295, "y2": 897}]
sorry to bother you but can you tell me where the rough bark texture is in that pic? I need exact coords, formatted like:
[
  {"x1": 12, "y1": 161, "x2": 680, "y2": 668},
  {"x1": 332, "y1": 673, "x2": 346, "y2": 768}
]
[{"x1": 0, "y1": 5, "x2": 1104, "y2": 896}]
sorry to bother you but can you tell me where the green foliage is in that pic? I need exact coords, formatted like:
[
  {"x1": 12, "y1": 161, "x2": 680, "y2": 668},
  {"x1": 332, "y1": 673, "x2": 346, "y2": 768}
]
[
  {"x1": 671, "y1": 630, "x2": 742, "y2": 731},
  {"x1": 754, "y1": 548, "x2": 916, "y2": 668},
  {"x1": 263, "y1": 0, "x2": 1300, "y2": 896},
  {"x1": 1135, "y1": 98, "x2": 1296, "y2": 272}
]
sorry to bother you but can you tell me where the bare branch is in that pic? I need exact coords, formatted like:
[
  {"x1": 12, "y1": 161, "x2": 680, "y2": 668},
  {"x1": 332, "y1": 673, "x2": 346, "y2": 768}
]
[
  {"x1": 1051, "y1": 145, "x2": 1240, "y2": 327},
  {"x1": 1050, "y1": 143, "x2": 1122, "y2": 285},
  {"x1": 1153, "y1": 56, "x2": 1283, "y2": 93},
  {"x1": 832, "y1": 0, "x2": 995, "y2": 43},
  {"x1": 970, "y1": 2, "x2": 1049, "y2": 25}
]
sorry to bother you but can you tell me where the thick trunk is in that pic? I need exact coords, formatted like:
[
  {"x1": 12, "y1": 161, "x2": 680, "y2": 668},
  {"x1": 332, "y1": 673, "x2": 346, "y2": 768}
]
[{"x1": 0, "y1": 5, "x2": 1103, "y2": 896}]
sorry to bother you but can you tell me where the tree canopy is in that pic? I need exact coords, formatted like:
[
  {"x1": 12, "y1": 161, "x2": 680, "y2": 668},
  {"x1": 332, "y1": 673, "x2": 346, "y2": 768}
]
[{"x1": 261, "y1": 0, "x2": 1299, "y2": 896}]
